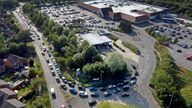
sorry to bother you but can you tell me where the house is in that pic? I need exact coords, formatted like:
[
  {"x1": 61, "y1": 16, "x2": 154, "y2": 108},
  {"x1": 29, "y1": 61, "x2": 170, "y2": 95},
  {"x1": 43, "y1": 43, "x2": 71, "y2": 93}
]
[
  {"x1": 4, "y1": 54, "x2": 28, "y2": 70},
  {"x1": 0, "y1": 87, "x2": 25, "y2": 108},
  {"x1": 0, "y1": 59, "x2": 6, "y2": 74},
  {"x1": 0, "y1": 80, "x2": 10, "y2": 89}
]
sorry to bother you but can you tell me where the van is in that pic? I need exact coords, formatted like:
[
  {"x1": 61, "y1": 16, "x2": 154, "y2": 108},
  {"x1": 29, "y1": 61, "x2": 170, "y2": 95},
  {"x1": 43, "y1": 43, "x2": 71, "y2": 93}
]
[{"x1": 50, "y1": 88, "x2": 56, "y2": 99}]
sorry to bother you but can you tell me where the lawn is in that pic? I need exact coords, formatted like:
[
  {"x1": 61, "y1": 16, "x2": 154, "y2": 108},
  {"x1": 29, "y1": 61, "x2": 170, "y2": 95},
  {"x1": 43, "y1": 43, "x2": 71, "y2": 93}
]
[
  {"x1": 97, "y1": 101, "x2": 133, "y2": 108},
  {"x1": 122, "y1": 41, "x2": 139, "y2": 54}
]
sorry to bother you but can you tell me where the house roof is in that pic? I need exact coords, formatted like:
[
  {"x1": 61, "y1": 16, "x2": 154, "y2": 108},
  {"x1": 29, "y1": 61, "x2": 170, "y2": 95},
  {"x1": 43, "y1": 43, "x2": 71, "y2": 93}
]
[
  {"x1": 0, "y1": 88, "x2": 17, "y2": 96},
  {"x1": 0, "y1": 80, "x2": 8, "y2": 86},
  {"x1": 5, "y1": 99, "x2": 25, "y2": 108}
]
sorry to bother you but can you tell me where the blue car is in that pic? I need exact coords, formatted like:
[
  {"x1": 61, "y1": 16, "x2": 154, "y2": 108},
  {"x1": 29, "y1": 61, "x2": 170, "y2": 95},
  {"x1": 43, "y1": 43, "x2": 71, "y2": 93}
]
[
  {"x1": 89, "y1": 87, "x2": 97, "y2": 91},
  {"x1": 69, "y1": 88, "x2": 77, "y2": 95}
]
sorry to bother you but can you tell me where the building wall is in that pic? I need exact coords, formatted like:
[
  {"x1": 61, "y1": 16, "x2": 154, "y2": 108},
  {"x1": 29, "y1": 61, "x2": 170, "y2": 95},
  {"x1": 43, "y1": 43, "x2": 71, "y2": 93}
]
[
  {"x1": 120, "y1": 13, "x2": 137, "y2": 23},
  {"x1": 78, "y1": 2, "x2": 99, "y2": 14},
  {"x1": 109, "y1": 12, "x2": 121, "y2": 20}
]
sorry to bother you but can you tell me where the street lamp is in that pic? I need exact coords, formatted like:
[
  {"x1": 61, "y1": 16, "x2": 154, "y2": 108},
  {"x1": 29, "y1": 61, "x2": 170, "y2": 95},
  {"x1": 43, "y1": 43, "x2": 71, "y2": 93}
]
[
  {"x1": 168, "y1": 93, "x2": 174, "y2": 108},
  {"x1": 100, "y1": 70, "x2": 104, "y2": 85}
]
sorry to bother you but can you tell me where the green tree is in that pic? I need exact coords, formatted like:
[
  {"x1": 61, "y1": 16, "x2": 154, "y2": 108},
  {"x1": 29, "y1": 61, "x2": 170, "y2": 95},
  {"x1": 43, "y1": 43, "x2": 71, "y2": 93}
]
[
  {"x1": 82, "y1": 46, "x2": 101, "y2": 63},
  {"x1": 119, "y1": 21, "x2": 132, "y2": 33},
  {"x1": 105, "y1": 53, "x2": 128, "y2": 76}
]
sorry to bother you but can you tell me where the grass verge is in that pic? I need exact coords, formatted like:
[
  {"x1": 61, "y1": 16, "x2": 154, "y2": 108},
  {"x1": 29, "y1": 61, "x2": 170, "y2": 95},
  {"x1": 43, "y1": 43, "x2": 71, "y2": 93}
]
[
  {"x1": 122, "y1": 41, "x2": 139, "y2": 54},
  {"x1": 96, "y1": 101, "x2": 133, "y2": 108}
]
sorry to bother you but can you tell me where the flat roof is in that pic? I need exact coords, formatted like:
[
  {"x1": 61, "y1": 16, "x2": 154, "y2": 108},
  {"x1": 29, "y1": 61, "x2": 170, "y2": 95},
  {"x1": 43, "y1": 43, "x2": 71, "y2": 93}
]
[
  {"x1": 6, "y1": 99, "x2": 25, "y2": 108},
  {"x1": 80, "y1": 33, "x2": 112, "y2": 45},
  {"x1": 83, "y1": 0, "x2": 165, "y2": 16}
]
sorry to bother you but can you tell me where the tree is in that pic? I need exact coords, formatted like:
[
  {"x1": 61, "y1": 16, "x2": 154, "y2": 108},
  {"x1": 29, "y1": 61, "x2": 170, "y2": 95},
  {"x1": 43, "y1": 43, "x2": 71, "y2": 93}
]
[
  {"x1": 119, "y1": 21, "x2": 132, "y2": 33},
  {"x1": 82, "y1": 46, "x2": 101, "y2": 63},
  {"x1": 29, "y1": 68, "x2": 36, "y2": 78},
  {"x1": 105, "y1": 53, "x2": 128, "y2": 76},
  {"x1": 29, "y1": 59, "x2": 34, "y2": 67},
  {"x1": 72, "y1": 53, "x2": 85, "y2": 69},
  {"x1": 181, "y1": 85, "x2": 192, "y2": 108}
]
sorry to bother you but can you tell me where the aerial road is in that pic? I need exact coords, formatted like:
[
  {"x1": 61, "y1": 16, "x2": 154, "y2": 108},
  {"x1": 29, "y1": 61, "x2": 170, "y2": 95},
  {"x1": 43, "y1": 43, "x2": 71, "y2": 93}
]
[
  {"x1": 111, "y1": 28, "x2": 159, "y2": 108},
  {"x1": 13, "y1": 7, "x2": 68, "y2": 108}
]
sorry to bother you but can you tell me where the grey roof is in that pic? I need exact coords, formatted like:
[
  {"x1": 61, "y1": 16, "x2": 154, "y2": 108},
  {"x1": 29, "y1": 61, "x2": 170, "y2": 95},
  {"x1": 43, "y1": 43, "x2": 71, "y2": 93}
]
[
  {"x1": 0, "y1": 80, "x2": 8, "y2": 86},
  {"x1": 5, "y1": 99, "x2": 25, "y2": 108},
  {"x1": 80, "y1": 33, "x2": 112, "y2": 45},
  {"x1": 0, "y1": 88, "x2": 16, "y2": 96}
]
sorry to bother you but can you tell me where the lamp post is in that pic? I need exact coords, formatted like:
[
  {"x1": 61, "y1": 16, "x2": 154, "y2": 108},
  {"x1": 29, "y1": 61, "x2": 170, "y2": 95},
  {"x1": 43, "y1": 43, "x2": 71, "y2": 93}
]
[
  {"x1": 168, "y1": 93, "x2": 174, "y2": 108},
  {"x1": 100, "y1": 70, "x2": 104, "y2": 85}
]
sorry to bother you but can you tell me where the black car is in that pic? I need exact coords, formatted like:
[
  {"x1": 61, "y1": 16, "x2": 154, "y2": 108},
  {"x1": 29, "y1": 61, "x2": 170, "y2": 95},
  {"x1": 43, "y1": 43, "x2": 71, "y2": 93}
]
[
  {"x1": 63, "y1": 79, "x2": 68, "y2": 84},
  {"x1": 135, "y1": 71, "x2": 139, "y2": 76},
  {"x1": 88, "y1": 100, "x2": 97, "y2": 107},
  {"x1": 130, "y1": 76, "x2": 137, "y2": 80},
  {"x1": 69, "y1": 88, "x2": 77, "y2": 95},
  {"x1": 177, "y1": 49, "x2": 182, "y2": 53},
  {"x1": 122, "y1": 85, "x2": 129, "y2": 91},
  {"x1": 100, "y1": 87, "x2": 106, "y2": 91},
  {"x1": 60, "y1": 84, "x2": 67, "y2": 90},
  {"x1": 117, "y1": 83, "x2": 124, "y2": 87},
  {"x1": 121, "y1": 93, "x2": 130, "y2": 97},
  {"x1": 78, "y1": 86, "x2": 86, "y2": 91},
  {"x1": 55, "y1": 77, "x2": 60, "y2": 83},
  {"x1": 68, "y1": 82, "x2": 75, "y2": 88},
  {"x1": 123, "y1": 80, "x2": 129, "y2": 84},
  {"x1": 90, "y1": 92, "x2": 99, "y2": 98}
]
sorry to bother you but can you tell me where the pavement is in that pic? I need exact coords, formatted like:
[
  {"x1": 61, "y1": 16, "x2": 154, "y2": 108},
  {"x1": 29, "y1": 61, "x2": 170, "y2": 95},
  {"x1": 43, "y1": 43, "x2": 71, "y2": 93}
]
[{"x1": 13, "y1": 7, "x2": 69, "y2": 108}]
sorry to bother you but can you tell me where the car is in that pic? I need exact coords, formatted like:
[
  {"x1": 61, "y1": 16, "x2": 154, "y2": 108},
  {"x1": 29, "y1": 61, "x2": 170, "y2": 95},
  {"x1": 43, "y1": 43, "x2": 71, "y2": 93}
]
[
  {"x1": 108, "y1": 85, "x2": 113, "y2": 89},
  {"x1": 90, "y1": 92, "x2": 99, "y2": 98},
  {"x1": 117, "y1": 83, "x2": 124, "y2": 87},
  {"x1": 123, "y1": 80, "x2": 129, "y2": 84},
  {"x1": 88, "y1": 100, "x2": 97, "y2": 107},
  {"x1": 69, "y1": 88, "x2": 77, "y2": 95},
  {"x1": 131, "y1": 64, "x2": 137, "y2": 70},
  {"x1": 41, "y1": 52, "x2": 45, "y2": 56},
  {"x1": 130, "y1": 80, "x2": 136, "y2": 85},
  {"x1": 58, "y1": 73, "x2": 62, "y2": 78},
  {"x1": 104, "y1": 91, "x2": 111, "y2": 97},
  {"x1": 177, "y1": 49, "x2": 182, "y2": 53},
  {"x1": 135, "y1": 71, "x2": 139, "y2": 76},
  {"x1": 89, "y1": 87, "x2": 97, "y2": 91},
  {"x1": 78, "y1": 86, "x2": 85, "y2": 91},
  {"x1": 51, "y1": 71, "x2": 56, "y2": 76},
  {"x1": 122, "y1": 85, "x2": 129, "y2": 91},
  {"x1": 55, "y1": 77, "x2": 60, "y2": 83},
  {"x1": 112, "y1": 87, "x2": 121, "y2": 93},
  {"x1": 121, "y1": 93, "x2": 130, "y2": 97},
  {"x1": 60, "y1": 104, "x2": 66, "y2": 108},
  {"x1": 60, "y1": 84, "x2": 67, "y2": 90},
  {"x1": 99, "y1": 87, "x2": 106, "y2": 91},
  {"x1": 63, "y1": 79, "x2": 68, "y2": 84},
  {"x1": 68, "y1": 81, "x2": 75, "y2": 88},
  {"x1": 79, "y1": 91, "x2": 88, "y2": 97},
  {"x1": 130, "y1": 76, "x2": 137, "y2": 80}
]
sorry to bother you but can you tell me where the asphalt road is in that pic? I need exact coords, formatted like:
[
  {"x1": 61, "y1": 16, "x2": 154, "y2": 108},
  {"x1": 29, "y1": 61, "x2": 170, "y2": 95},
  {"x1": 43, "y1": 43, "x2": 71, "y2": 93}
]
[
  {"x1": 13, "y1": 7, "x2": 68, "y2": 108},
  {"x1": 111, "y1": 27, "x2": 159, "y2": 108}
]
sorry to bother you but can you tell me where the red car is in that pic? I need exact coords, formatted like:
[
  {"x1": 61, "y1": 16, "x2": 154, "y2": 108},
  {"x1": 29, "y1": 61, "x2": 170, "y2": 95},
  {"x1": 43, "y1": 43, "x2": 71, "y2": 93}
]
[{"x1": 186, "y1": 56, "x2": 192, "y2": 61}]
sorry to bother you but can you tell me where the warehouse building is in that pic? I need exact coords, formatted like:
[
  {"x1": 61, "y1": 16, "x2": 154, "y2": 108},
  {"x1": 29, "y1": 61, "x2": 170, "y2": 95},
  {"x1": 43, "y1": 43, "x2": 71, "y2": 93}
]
[{"x1": 78, "y1": 0, "x2": 167, "y2": 24}]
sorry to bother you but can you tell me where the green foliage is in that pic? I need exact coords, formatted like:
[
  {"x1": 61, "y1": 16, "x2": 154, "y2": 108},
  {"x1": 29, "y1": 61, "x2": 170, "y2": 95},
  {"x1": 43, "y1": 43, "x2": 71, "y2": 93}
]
[
  {"x1": 180, "y1": 85, "x2": 192, "y2": 108},
  {"x1": 142, "y1": 0, "x2": 192, "y2": 18},
  {"x1": 122, "y1": 41, "x2": 139, "y2": 54},
  {"x1": 105, "y1": 53, "x2": 128, "y2": 76},
  {"x1": 109, "y1": 34, "x2": 118, "y2": 42},
  {"x1": 119, "y1": 21, "x2": 132, "y2": 33}
]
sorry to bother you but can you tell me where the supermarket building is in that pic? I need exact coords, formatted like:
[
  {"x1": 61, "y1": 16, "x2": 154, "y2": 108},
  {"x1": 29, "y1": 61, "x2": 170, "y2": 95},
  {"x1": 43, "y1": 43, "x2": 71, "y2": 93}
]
[{"x1": 78, "y1": 0, "x2": 167, "y2": 24}]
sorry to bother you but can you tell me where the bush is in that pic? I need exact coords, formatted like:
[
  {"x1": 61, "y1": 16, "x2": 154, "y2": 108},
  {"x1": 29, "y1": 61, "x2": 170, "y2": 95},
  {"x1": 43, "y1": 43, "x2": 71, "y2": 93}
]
[{"x1": 119, "y1": 21, "x2": 132, "y2": 33}]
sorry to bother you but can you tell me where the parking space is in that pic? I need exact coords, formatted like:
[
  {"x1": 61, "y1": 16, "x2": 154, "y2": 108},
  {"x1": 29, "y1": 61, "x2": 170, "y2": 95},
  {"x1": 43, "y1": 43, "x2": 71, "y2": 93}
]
[
  {"x1": 40, "y1": 5, "x2": 119, "y2": 30},
  {"x1": 151, "y1": 23, "x2": 192, "y2": 70}
]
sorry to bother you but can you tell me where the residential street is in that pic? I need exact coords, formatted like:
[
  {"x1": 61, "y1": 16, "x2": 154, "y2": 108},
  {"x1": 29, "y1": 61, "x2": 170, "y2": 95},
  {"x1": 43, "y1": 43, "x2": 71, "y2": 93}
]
[{"x1": 13, "y1": 8, "x2": 68, "y2": 108}]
